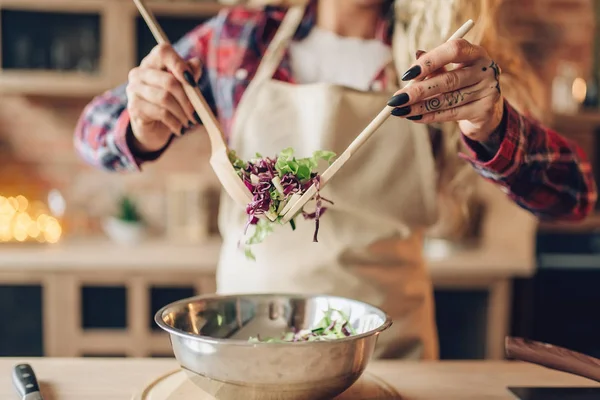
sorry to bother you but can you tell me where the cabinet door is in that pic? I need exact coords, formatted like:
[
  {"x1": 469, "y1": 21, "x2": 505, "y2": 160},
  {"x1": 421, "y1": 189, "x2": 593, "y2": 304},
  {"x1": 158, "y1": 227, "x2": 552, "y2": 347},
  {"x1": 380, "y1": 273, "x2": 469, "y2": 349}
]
[
  {"x1": 0, "y1": 0, "x2": 129, "y2": 96},
  {"x1": 434, "y1": 289, "x2": 488, "y2": 360},
  {"x1": 0, "y1": 284, "x2": 43, "y2": 356},
  {"x1": 512, "y1": 269, "x2": 600, "y2": 360}
]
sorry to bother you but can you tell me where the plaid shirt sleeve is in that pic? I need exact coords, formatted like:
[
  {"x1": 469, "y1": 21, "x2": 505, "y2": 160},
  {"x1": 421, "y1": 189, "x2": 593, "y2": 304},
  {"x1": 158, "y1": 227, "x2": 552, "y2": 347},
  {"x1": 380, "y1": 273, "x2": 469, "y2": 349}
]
[
  {"x1": 73, "y1": 18, "x2": 217, "y2": 173},
  {"x1": 461, "y1": 100, "x2": 597, "y2": 221}
]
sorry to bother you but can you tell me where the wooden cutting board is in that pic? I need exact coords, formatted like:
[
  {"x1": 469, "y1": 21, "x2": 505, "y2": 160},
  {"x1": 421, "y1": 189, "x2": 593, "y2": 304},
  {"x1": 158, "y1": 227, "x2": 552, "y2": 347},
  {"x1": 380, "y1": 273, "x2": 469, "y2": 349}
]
[{"x1": 132, "y1": 369, "x2": 402, "y2": 400}]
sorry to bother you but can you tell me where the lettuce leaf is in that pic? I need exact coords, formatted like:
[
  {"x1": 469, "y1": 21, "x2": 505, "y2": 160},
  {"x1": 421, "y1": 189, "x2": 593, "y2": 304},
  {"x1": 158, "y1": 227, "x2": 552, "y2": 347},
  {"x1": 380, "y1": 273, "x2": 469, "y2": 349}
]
[{"x1": 275, "y1": 148, "x2": 336, "y2": 181}]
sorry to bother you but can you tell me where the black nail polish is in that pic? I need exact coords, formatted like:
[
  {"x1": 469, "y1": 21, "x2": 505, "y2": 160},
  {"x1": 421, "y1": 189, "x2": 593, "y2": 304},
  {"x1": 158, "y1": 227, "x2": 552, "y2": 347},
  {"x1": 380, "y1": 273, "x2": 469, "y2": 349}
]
[
  {"x1": 193, "y1": 111, "x2": 201, "y2": 124},
  {"x1": 387, "y1": 93, "x2": 410, "y2": 107},
  {"x1": 391, "y1": 107, "x2": 411, "y2": 117},
  {"x1": 407, "y1": 115, "x2": 423, "y2": 121},
  {"x1": 402, "y1": 65, "x2": 422, "y2": 81},
  {"x1": 183, "y1": 71, "x2": 196, "y2": 87},
  {"x1": 188, "y1": 120, "x2": 194, "y2": 128},
  {"x1": 180, "y1": 127, "x2": 186, "y2": 135}
]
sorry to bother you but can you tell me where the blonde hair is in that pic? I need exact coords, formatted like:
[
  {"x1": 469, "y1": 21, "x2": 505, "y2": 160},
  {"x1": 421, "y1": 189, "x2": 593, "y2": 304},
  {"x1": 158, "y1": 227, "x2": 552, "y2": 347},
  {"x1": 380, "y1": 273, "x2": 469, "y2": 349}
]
[{"x1": 392, "y1": 0, "x2": 548, "y2": 238}]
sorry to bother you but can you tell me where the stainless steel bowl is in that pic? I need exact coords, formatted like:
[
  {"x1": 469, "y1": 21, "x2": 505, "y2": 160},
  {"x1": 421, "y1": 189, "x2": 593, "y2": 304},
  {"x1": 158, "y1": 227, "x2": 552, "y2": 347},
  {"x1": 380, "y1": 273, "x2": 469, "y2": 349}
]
[{"x1": 155, "y1": 293, "x2": 392, "y2": 400}]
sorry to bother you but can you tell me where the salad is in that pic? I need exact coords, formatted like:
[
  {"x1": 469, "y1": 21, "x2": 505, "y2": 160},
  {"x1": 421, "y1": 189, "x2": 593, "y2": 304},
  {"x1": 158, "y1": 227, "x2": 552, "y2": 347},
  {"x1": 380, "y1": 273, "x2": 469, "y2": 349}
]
[
  {"x1": 229, "y1": 148, "x2": 336, "y2": 260},
  {"x1": 248, "y1": 308, "x2": 356, "y2": 343}
]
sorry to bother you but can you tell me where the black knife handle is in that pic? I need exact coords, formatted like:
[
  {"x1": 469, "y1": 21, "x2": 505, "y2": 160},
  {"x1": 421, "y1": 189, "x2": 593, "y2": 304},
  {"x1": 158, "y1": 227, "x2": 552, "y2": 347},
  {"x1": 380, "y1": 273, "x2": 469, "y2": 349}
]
[{"x1": 12, "y1": 363, "x2": 40, "y2": 397}]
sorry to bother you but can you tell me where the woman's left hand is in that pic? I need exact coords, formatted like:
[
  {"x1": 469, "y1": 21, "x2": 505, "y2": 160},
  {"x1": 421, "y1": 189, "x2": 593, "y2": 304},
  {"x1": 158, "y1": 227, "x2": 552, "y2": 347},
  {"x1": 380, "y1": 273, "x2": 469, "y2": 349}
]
[{"x1": 387, "y1": 38, "x2": 503, "y2": 142}]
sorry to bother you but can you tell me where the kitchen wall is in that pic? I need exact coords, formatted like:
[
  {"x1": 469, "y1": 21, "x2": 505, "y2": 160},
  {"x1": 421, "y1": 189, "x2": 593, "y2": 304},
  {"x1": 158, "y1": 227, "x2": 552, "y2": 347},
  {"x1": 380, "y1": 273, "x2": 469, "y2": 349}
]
[
  {"x1": 497, "y1": 0, "x2": 595, "y2": 82},
  {"x1": 0, "y1": 0, "x2": 594, "y2": 239},
  {"x1": 0, "y1": 96, "x2": 220, "y2": 236}
]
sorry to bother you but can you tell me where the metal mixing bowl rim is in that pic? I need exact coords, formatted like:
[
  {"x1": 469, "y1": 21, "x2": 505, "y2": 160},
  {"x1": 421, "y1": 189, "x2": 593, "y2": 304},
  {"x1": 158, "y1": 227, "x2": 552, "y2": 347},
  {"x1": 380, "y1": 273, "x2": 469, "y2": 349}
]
[{"x1": 154, "y1": 292, "x2": 393, "y2": 347}]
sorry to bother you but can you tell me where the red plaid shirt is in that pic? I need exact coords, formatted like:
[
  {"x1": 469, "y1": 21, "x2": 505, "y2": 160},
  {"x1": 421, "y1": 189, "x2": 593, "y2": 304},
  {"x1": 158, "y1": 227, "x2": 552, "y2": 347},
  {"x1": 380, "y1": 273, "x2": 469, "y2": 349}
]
[{"x1": 74, "y1": 3, "x2": 596, "y2": 221}]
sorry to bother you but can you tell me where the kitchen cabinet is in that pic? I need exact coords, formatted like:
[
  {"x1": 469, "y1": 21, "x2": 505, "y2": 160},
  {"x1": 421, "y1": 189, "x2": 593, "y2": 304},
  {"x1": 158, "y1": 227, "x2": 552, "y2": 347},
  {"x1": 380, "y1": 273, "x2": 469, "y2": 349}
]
[
  {"x1": 511, "y1": 229, "x2": 600, "y2": 360},
  {"x1": 0, "y1": 269, "x2": 215, "y2": 358},
  {"x1": 0, "y1": 238, "x2": 525, "y2": 360},
  {"x1": 0, "y1": 285, "x2": 43, "y2": 356},
  {"x1": 0, "y1": 0, "x2": 223, "y2": 97}
]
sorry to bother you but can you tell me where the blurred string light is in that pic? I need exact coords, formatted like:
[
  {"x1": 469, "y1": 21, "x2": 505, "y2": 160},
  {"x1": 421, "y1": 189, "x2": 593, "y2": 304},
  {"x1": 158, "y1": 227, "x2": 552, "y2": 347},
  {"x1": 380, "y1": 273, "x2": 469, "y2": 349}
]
[{"x1": 0, "y1": 195, "x2": 62, "y2": 243}]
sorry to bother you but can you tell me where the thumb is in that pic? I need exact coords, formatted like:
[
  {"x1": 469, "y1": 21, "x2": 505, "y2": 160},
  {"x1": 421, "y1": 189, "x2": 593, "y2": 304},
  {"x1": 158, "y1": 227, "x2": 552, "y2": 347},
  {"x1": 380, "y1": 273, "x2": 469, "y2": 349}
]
[{"x1": 187, "y1": 58, "x2": 203, "y2": 83}]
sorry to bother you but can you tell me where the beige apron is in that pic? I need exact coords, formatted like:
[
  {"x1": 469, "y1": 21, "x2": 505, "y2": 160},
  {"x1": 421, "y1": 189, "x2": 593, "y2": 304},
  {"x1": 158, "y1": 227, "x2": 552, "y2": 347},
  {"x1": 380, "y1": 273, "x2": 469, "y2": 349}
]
[{"x1": 216, "y1": 6, "x2": 441, "y2": 360}]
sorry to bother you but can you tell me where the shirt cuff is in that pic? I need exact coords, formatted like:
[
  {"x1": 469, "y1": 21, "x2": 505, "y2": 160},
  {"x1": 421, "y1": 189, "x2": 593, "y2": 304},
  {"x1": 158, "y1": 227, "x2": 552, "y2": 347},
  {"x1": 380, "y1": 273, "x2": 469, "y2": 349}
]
[
  {"x1": 113, "y1": 109, "x2": 142, "y2": 171},
  {"x1": 114, "y1": 109, "x2": 174, "y2": 169},
  {"x1": 459, "y1": 100, "x2": 525, "y2": 179}
]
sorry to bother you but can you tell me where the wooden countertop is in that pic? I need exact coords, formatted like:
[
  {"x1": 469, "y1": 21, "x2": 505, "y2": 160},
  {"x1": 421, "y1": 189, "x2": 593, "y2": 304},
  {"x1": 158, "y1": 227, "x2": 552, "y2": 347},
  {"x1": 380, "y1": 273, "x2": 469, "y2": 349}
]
[
  {"x1": 0, "y1": 237, "x2": 534, "y2": 279},
  {"x1": 0, "y1": 359, "x2": 596, "y2": 400}
]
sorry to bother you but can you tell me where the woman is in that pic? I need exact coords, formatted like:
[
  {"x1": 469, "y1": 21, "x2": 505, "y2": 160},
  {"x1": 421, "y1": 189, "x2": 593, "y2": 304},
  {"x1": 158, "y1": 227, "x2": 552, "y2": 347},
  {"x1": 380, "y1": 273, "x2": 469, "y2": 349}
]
[{"x1": 74, "y1": 0, "x2": 596, "y2": 360}]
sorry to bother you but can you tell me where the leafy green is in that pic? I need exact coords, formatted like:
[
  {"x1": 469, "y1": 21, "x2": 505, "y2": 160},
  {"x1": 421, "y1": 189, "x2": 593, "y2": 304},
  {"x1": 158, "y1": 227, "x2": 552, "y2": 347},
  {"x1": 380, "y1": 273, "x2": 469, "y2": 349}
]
[
  {"x1": 274, "y1": 148, "x2": 336, "y2": 181},
  {"x1": 246, "y1": 219, "x2": 274, "y2": 245},
  {"x1": 243, "y1": 219, "x2": 274, "y2": 260},
  {"x1": 230, "y1": 147, "x2": 336, "y2": 261},
  {"x1": 248, "y1": 307, "x2": 355, "y2": 343},
  {"x1": 228, "y1": 150, "x2": 246, "y2": 169},
  {"x1": 117, "y1": 196, "x2": 142, "y2": 223}
]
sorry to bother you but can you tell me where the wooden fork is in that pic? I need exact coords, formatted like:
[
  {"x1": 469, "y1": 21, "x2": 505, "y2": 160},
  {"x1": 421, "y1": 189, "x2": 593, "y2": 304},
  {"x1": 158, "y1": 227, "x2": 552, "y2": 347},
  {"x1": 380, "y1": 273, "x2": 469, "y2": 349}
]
[
  {"x1": 133, "y1": 0, "x2": 260, "y2": 215},
  {"x1": 280, "y1": 19, "x2": 476, "y2": 224}
]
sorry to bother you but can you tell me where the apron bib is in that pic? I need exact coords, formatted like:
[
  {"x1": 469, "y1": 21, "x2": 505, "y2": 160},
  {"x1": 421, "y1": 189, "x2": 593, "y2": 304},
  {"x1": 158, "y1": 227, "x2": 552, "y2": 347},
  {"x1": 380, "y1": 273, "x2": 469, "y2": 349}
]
[{"x1": 216, "y1": 6, "x2": 440, "y2": 360}]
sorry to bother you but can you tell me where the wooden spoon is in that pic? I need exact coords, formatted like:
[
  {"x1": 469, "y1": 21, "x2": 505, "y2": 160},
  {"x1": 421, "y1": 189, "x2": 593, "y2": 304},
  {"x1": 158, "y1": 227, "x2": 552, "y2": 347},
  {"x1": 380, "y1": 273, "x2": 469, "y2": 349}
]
[
  {"x1": 133, "y1": 0, "x2": 266, "y2": 217},
  {"x1": 280, "y1": 19, "x2": 476, "y2": 224},
  {"x1": 505, "y1": 336, "x2": 600, "y2": 383}
]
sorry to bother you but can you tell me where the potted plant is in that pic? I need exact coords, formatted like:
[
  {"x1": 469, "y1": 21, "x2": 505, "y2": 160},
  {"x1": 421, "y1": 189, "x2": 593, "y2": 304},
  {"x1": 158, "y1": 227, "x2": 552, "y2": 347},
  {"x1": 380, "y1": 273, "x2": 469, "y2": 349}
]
[{"x1": 102, "y1": 195, "x2": 146, "y2": 245}]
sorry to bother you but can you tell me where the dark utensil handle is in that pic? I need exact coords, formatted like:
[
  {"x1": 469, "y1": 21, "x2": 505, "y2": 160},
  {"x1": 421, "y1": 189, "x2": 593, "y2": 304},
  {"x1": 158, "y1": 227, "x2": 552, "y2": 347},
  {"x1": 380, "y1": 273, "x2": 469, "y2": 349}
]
[
  {"x1": 505, "y1": 337, "x2": 600, "y2": 383},
  {"x1": 12, "y1": 363, "x2": 40, "y2": 397}
]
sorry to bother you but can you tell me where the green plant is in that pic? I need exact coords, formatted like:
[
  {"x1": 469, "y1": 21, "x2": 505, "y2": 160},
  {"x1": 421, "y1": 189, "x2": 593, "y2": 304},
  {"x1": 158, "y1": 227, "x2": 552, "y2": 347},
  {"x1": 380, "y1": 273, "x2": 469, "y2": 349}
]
[{"x1": 116, "y1": 196, "x2": 142, "y2": 223}]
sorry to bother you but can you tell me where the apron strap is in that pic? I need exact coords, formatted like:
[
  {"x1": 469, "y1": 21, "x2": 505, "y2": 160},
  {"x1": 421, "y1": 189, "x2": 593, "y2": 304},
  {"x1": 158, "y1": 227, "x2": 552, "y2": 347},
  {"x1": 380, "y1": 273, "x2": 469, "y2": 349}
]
[{"x1": 247, "y1": 5, "x2": 306, "y2": 89}]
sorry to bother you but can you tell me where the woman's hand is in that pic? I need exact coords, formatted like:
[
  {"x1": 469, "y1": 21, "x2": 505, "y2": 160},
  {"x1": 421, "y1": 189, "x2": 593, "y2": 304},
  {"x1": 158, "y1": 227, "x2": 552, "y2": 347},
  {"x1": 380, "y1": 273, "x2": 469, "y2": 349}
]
[
  {"x1": 126, "y1": 43, "x2": 202, "y2": 153},
  {"x1": 387, "y1": 39, "x2": 503, "y2": 143}
]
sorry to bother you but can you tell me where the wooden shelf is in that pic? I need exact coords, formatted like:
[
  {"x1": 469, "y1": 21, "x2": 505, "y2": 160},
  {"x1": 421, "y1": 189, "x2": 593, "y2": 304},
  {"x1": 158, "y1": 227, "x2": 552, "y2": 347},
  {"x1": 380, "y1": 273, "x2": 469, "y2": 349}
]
[
  {"x1": 132, "y1": 1, "x2": 223, "y2": 16},
  {"x1": 551, "y1": 111, "x2": 600, "y2": 128},
  {"x1": 0, "y1": 70, "x2": 112, "y2": 97},
  {"x1": 538, "y1": 213, "x2": 600, "y2": 233},
  {"x1": 0, "y1": 0, "x2": 109, "y2": 12}
]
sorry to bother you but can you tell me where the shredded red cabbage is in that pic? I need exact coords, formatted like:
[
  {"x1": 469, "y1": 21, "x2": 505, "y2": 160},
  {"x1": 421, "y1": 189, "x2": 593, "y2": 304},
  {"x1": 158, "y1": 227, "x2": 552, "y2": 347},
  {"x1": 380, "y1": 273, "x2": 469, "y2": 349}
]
[{"x1": 229, "y1": 148, "x2": 336, "y2": 259}]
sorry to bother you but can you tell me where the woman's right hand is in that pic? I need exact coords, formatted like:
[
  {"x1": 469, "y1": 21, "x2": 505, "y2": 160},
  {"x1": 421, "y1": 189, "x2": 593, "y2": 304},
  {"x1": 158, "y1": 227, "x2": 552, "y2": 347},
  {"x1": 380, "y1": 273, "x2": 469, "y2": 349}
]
[{"x1": 125, "y1": 43, "x2": 202, "y2": 153}]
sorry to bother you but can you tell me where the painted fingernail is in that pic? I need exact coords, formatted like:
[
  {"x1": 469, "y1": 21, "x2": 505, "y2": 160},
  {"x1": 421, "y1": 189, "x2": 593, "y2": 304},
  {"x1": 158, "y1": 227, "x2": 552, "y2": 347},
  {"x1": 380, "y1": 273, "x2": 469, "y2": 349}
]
[
  {"x1": 407, "y1": 115, "x2": 423, "y2": 121},
  {"x1": 387, "y1": 93, "x2": 410, "y2": 107},
  {"x1": 180, "y1": 126, "x2": 186, "y2": 135},
  {"x1": 402, "y1": 65, "x2": 422, "y2": 81},
  {"x1": 183, "y1": 71, "x2": 196, "y2": 87},
  {"x1": 416, "y1": 50, "x2": 426, "y2": 59},
  {"x1": 193, "y1": 111, "x2": 201, "y2": 124},
  {"x1": 188, "y1": 120, "x2": 194, "y2": 128},
  {"x1": 391, "y1": 106, "x2": 411, "y2": 117}
]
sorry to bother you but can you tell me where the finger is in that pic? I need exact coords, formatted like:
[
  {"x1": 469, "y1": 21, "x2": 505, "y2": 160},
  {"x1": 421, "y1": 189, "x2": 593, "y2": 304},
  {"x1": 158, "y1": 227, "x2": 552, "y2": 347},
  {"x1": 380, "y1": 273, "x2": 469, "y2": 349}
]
[
  {"x1": 187, "y1": 58, "x2": 203, "y2": 83},
  {"x1": 400, "y1": 39, "x2": 486, "y2": 82},
  {"x1": 398, "y1": 94, "x2": 497, "y2": 125},
  {"x1": 391, "y1": 83, "x2": 489, "y2": 118},
  {"x1": 141, "y1": 43, "x2": 197, "y2": 88},
  {"x1": 415, "y1": 50, "x2": 447, "y2": 80},
  {"x1": 129, "y1": 82, "x2": 189, "y2": 129},
  {"x1": 422, "y1": 66, "x2": 448, "y2": 80},
  {"x1": 389, "y1": 65, "x2": 482, "y2": 107},
  {"x1": 133, "y1": 68, "x2": 198, "y2": 124},
  {"x1": 130, "y1": 95, "x2": 183, "y2": 135}
]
